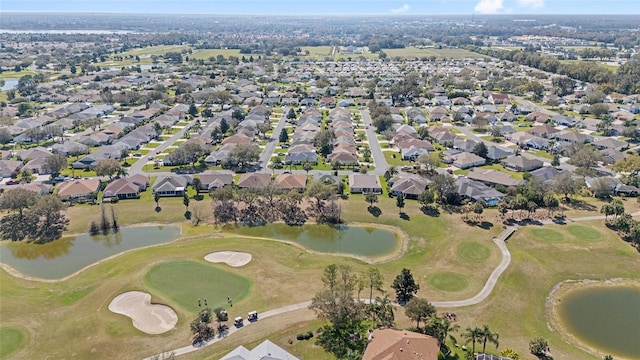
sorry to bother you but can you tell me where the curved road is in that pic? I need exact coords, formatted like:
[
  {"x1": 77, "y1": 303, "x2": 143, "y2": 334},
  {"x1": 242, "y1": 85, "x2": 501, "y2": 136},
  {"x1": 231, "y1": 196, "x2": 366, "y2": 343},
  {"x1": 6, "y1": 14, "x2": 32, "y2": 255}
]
[{"x1": 144, "y1": 226, "x2": 516, "y2": 359}]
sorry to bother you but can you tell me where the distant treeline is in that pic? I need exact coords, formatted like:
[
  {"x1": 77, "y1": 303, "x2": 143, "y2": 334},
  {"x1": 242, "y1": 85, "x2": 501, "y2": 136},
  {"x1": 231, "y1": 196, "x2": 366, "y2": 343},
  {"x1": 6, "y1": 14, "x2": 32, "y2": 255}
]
[{"x1": 468, "y1": 46, "x2": 640, "y2": 95}]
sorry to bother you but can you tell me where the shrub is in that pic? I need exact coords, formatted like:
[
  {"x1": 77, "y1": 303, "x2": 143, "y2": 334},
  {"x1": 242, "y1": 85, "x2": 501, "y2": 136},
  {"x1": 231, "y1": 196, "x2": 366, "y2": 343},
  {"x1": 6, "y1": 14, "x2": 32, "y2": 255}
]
[
  {"x1": 306, "y1": 331, "x2": 314, "y2": 339},
  {"x1": 296, "y1": 333, "x2": 305, "y2": 341},
  {"x1": 110, "y1": 197, "x2": 119, "y2": 204}
]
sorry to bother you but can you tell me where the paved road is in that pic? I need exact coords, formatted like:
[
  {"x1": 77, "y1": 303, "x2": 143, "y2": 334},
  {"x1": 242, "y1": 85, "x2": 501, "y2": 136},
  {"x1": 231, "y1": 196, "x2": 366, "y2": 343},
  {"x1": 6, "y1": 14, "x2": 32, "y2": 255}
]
[
  {"x1": 511, "y1": 95, "x2": 560, "y2": 117},
  {"x1": 258, "y1": 108, "x2": 288, "y2": 169},
  {"x1": 128, "y1": 119, "x2": 197, "y2": 175},
  {"x1": 431, "y1": 227, "x2": 515, "y2": 308},
  {"x1": 360, "y1": 109, "x2": 389, "y2": 175},
  {"x1": 144, "y1": 301, "x2": 312, "y2": 359}
]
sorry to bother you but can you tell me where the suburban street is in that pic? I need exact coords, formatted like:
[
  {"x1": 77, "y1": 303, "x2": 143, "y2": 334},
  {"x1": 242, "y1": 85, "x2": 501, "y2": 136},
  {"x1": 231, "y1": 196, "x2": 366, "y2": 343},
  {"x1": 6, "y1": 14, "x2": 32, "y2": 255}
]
[
  {"x1": 128, "y1": 118, "x2": 197, "y2": 175},
  {"x1": 257, "y1": 107, "x2": 288, "y2": 169},
  {"x1": 360, "y1": 109, "x2": 389, "y2": 175}
]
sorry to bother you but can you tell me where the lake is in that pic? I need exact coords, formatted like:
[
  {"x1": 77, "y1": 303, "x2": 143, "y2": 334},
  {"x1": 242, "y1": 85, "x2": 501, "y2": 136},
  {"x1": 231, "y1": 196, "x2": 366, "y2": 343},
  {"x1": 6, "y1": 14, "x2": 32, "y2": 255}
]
[
  {"x1": 0, "y1": 79, "x2": 18, "y2": 91},
  {"x1": 557, "y1": 285, "x2": 640, "y2": 359},
  {"x1": 227, "y1": 223, "x2": 401, "y2": 258},
  {"x1": 0, "y1": 226, "x2": 181, "y2": 280}
]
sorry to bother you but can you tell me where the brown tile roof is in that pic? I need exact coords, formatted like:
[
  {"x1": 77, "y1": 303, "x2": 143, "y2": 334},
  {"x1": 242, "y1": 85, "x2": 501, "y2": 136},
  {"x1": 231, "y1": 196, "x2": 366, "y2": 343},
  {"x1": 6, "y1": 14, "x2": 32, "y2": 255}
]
[
  {"x1": 57, "y1": 179, "x2": 101, "y2": 197},
  {"x1": 274, "y1": 173, "x2": 307, "y2": 189},
  {"x1": 362, "y1": 328, "x2": 439, "y2": 360}
]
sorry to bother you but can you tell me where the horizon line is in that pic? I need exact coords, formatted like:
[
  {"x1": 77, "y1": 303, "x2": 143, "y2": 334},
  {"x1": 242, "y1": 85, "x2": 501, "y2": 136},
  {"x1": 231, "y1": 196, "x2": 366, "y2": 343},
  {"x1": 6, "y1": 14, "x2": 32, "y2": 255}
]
[{"x1": 0, "y1": 11, "x2": 633, "y2": 16}]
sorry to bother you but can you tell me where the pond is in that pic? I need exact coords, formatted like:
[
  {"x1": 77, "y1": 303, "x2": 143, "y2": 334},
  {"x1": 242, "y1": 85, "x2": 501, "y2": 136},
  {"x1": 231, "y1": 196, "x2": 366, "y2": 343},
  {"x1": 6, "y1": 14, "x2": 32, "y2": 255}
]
[
  {"x1": 557, "y1": 285, "x2": 640, "y2": 359},
  {"x1": 0, "y1": 226, "x2": 181, "y2": 280},
  {"x1": 0, "y1": 78, "x2": 18, "y2": 91},
  {"x1": 227, "y1": 223, "x2": 401, "y2": 259}
]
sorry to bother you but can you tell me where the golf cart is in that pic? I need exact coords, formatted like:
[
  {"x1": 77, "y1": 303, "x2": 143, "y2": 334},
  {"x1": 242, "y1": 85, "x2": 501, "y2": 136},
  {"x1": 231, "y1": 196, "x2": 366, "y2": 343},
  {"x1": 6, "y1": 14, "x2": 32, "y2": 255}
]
[
  {"x1": 234, "y1": 316, "x2": 244, "y2": 327},
  {"x1": 248, "y1": 311, "x2": 258, "y2": 322}
]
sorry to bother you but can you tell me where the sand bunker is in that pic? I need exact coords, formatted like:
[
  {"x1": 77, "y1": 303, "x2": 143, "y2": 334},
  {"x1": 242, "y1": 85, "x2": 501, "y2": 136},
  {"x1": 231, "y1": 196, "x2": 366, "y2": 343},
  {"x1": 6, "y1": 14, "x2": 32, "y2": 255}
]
[
  {"x1": 109, "y1": 291, "x2": 178, "y2": 335},
  {"x1": 204, "y1": 251, "x2": 252, "y2": 267}
]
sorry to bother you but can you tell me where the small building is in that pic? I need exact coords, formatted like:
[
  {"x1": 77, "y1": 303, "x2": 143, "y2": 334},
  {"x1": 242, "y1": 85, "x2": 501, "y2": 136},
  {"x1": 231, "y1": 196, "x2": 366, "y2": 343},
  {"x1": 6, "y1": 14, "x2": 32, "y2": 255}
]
[
  {"x1": 390, "y1": 177, "x2": 427, "y2": 199},
  {"x1": 57, "y1": 179, "x2": 101, "y2": 202},
  {"x1": 501, "y1": 156, "x2": 543, "y2": 172},
  {"x1": 152, "y1": 175, "x2": 190, "y2": 197},
  {"x1": 349, "y1": 174, "x2": 382, "y2": 194}
]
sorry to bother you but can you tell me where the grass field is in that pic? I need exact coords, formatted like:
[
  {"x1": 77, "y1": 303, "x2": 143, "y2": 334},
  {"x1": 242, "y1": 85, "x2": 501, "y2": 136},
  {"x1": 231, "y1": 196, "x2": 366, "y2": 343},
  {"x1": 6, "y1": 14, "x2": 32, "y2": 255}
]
[
  {"x1": 0, "y1": 327, "x2": 26, "y2": 358},
  {"x1": 428, "y1": 272, "x2": 469, "y2": 292},
  {"x1": 190, "y1": 49, "x2": 242, "y2": 60},
  {"x1": 0, "y1": 71, "x2": 36, "y2": 79},
  {"x1": 119, "y1": 45, "x2": 191, "y2": 58},
  {"x1": 383, "y1": 47, "x2": 490, "y2": 60},
  {"x1": 145, "y1": 260, "x2": 251, "y2": 313},
  {"x1": 457, "y1": 241, "x2": 491, "y2": 262}
]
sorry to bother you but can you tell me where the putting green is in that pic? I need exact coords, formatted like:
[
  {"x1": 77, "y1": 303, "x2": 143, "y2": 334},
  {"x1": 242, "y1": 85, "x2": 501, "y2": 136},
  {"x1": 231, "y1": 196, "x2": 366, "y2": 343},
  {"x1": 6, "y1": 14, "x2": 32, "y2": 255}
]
[
  {"x1": 457, "y1": 241, "x2": 491, "y2": 262},
  {"x1": 145, "y1": 260, "x2": 250, "y2": 314},
  {"x1": 530, "y1": 228, "x2": 565, "y2": 242},
  {"x1": 0, "y1": 327, "x2": 27, "y2": 358},
  {"x1": 429, "y1": 272, "x2": 469, "y2": 292},
  {"x1": 566, "y1": 225, "x2": 602, "y2": 241}
]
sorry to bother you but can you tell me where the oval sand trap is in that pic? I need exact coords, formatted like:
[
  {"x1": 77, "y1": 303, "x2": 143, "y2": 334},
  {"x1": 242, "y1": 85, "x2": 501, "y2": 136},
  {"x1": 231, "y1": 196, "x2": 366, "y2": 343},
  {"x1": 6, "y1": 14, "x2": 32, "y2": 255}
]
[
  {"x1": 204, "y1": 251, "x2": 252, "y2": 267},
  {"x1": 109, "y1": 291, "x2": 178, "y2": 335}
]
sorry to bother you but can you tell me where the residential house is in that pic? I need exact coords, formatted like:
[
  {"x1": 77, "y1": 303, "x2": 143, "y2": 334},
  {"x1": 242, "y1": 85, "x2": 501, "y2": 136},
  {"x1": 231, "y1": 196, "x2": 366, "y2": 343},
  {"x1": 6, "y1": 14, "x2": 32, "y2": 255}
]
[
  {"x1": 362, "y1": 328, "x2": 439, "y2": 360},
  {"x1": 274, "y1": 173, "x2": 307, "y2": 192},
  {"x1": 102, "y1": 178, "x2": 141, "y2": 199},
  {"x1": 529, "y1": 125, "x2": 559, "y2": 138},
  {"x1": 486, "y1": 146, "x2": 514, "y2": 161},
  {"x1": 467, "y1": 168, "x2": 524, "y2": 187},
  {"x1": 592, "y1": 138, "x2": 628, "y2": 151},
  {"x1": 237, "y1": 173, "x2": 272, "y2": 189},
  {"x1": 501, "y1": 156, "x2": 544, "y2": 172},
  {"x1": 525, "y1": 112, "x2": 550, "y2": 124},
  {"x1": 349, "y1": 174, "x2": 382, "y2": 194},
  {"x1": 127, "y1": 174, "x2": 149, "y2": 191},
  {"x1": 600, "y1": 148, "x2": 628, "y2": 165},
  {"x1": 152, "y1": 175, "x2": 190, "y2": 197},
  {"x1": 553, "y1": 130, "x2": 591, "y2": 144},
  {"x1": 57, "y1": 179, "x2": 101, "y2": 202},
  {"x1": 552, "y1": 115, "x2": 578, "y2": 127},
  {"x1": 220, "y1": 339, "x2": 299, "y2": 360},
  {"x1": 198, "y1": 172, "x2": 234, "y2": 192},
  {"x1": 530, "y1": 167, "x2": 564, "y2": 184},
  {"x1": 52, "y1": 141, "x2": 90, "y2": 156},
  {"x1": 455, "y1": 178, "x2": 506, "y2": 206},
  {"x1": 390, "y1": 177, "x2": 427, "y2": 199},
  {"x1": 451, "y1": 152, "x2": 485, "y2": 169},
  {"x1": 489, "y1": 93, "x2": 510, "y2": 104},
  {"x1": 0, "y1": 160, "x2": 23, "y2": 178}
]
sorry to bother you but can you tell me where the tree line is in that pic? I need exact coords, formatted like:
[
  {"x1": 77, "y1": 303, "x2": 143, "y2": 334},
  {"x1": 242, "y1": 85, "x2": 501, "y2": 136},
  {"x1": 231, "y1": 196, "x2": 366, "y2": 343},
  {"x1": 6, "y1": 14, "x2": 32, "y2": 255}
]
[{"x1": 0, "y1": 188, "x2": 69, "y2": 243}]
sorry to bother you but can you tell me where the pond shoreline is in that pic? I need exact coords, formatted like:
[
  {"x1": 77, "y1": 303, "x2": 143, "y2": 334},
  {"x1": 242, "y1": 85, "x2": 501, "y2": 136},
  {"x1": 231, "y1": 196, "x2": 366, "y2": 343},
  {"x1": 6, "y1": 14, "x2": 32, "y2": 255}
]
[
  {"x1": 546, "y1": 278, "x2": 640, "y2": 360},
  {"x1": 0, "y1": 225, "x2": 185, "y2": 283},
  {"x1": 221, "y1": 221, "x2": 409, "y2": 264}
]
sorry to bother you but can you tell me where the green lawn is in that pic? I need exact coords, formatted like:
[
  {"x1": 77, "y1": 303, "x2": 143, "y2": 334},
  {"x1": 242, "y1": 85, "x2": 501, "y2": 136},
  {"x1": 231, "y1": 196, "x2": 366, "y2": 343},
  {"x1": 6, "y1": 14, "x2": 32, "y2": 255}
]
[
  {"x1": 457, "y1": 241, "x2": 491, "y2": 262},
  {"x1": 119, "y1": 45, "x2": 191, "y2": 57},
  {"x1": 190, "y1": 49, "x2": 242, "y2": 60},
  {"x1": 428, "y1": 272, "x2": 469, "y2": 292},
  {"x1": 383, "y1": 47, "x2": 490, "y2": 60},
  {"x1": 145, "y1": 260, "x2": 251, "y2": 314},
  {"x1": 383, "y1": 151, "x2": 411, "y2": 166},
  {"x1": 0, "y1": 70, "x2": 37, "y2": 79},
  {"x1": 566, "y1": 224, "x2": 603, "y2": 242},
  {"x1": 0, "y1": 327, "x2": 27, "y2": 358}
]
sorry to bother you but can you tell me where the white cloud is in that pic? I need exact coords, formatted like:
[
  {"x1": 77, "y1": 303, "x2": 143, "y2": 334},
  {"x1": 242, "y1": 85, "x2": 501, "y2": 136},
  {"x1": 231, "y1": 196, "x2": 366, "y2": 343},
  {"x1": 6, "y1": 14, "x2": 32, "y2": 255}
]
[
  {"x1": 390, "y1": 4, "x2": 410, "y2": 13},
  {"x1": 517, "y1": 0, "x2": 545, "y2": 9},
  {"x1": 474, "y1": 0, "x2": 504, "y2": 14}
]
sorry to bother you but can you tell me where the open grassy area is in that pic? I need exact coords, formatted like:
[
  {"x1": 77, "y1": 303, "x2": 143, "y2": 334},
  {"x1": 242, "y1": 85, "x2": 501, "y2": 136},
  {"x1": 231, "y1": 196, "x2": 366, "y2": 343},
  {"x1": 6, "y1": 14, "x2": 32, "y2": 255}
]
[
  {"x1": 383, "y1": 47, "x2": 490, "y2": 60},
  {"x1": 0, "y1": 70, "x2": 36, "y2": 79},
  {"x1": 429, "y1": 272, "x2": 469, "y2": 292},
  {"x1": 190, "y1": 49, "x2": 242, "y2": 60},
  {"x1": 0, "y1": 327, "x2": 27, "y2": 358},
  {"x1": 145, "y1": 260, "x2": 251, "y2": 313},
  {"x1": 457, "y1": 241, "x2": 491, "y2": 262},
  {"x1": 119, "y1": 45, "x2": 191, "y2": 57}
]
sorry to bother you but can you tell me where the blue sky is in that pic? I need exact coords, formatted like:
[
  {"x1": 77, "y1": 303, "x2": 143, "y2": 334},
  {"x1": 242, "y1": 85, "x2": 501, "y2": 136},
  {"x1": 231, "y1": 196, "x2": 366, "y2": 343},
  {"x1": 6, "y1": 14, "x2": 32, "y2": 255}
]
[{"x1": 1, "y1": 0, "x2": 638, "y2": 15}]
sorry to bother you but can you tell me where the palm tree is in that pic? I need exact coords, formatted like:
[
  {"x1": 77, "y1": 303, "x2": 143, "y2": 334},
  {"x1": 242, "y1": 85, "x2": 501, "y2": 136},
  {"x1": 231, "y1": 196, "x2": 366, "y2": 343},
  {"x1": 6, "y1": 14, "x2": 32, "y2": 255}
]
[
  {"x1": 435, "y1": 316, "x2": 460, "y2": 347},
  {"x1": 462, "y1": 326, "x2": 483, "y2": 355},
  {"x1": 302, "y1": 160, "x2": 313, "y2": 175},
  {"x1": 480, "y1": 325, "x2": 499, "y2": 354}
]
